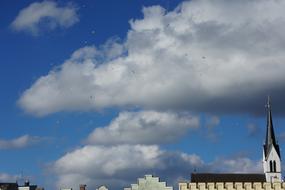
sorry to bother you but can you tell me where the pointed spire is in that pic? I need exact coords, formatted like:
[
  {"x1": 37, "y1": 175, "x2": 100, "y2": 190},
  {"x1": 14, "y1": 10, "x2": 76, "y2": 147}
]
[
  {"x1": 264, "y1": 96, "x2": 280, "y2": 158},
  {"x1": 265, "y1": 96, "x2": 276, "y2": 146}
]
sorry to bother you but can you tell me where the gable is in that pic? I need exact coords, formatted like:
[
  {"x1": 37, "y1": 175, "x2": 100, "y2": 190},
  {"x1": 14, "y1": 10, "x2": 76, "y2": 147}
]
[{"x1": 264, "y1": 144, "x2": 280, "y2": 161}]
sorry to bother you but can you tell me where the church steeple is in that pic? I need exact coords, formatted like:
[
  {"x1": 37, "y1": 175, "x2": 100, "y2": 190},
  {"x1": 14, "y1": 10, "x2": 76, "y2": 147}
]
[
  {"x1": 263, "y1": 96, "x2": 282, "y2": 182},
  {"x1": 264, "y1": 96, "x2": 280, "y2": 158}
]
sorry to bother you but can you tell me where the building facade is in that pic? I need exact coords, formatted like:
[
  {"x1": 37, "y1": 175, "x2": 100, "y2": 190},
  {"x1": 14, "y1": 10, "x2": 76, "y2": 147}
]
[
  {"x1": 179, "y1": 182, "x2": 285, "y2": 190},
  {"x1": 124, "y1": 175, "x2": 173, "y2": 190}
]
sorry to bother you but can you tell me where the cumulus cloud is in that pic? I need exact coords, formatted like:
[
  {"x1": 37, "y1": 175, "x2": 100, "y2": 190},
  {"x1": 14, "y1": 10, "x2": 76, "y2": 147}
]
[
  {"x1": 19, "y1": 0, "x2": 285, "y2": 116},
  {"x1": 0, "y1": 173, "x2": 20, "y2": 182},
  {"x1": 209, "y1": 157, "x2": 262, "y2": 174},
  {"x1": 52, "y1": 144, "x2": 262, "y2": 190},
  {"x1": 53, "y1": 145, "x2": 165, "y2": 189},
  {"x1": 11, "y1": 1, "x2": 79, "y2": 35},
  {"x1": 87, "y1": 111, "x2": 199, "y2": 145},
  {"x1": 0, "y1": 135, "x2": 44, "y2": 149}
]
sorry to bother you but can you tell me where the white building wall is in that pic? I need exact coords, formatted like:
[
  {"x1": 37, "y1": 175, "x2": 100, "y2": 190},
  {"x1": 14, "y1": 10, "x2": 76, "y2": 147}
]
[
  {"x1": 124, "y1": 175, "x2": 173, "y2": 190},
  {"x1": 179, "y1": 182, "x2": 285, "y2": 190},
  {"x1": 263, "y1": 146, "x2": 282, "y2": 182},
  {"x1": 18, "y1": 187, "x2": 30, "y2": 190},
  {"x1": 97, "y1": 186, "x2": 108, "y2": 190}
]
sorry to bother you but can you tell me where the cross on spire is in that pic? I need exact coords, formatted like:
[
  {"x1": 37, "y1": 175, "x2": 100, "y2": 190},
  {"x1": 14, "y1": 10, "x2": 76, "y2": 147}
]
[{"x1": 266, "y1": 96, "x2": 271, "y2": 109}]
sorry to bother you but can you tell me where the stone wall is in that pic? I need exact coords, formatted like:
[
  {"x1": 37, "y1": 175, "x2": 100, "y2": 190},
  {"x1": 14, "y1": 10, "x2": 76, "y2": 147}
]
[{"x1": 179, "y1": 182, "x2": 285, "y2": 190}]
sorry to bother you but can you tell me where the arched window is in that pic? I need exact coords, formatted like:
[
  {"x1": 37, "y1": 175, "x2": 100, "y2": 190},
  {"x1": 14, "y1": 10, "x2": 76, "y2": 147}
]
[
  {"x1": 273, "y1": 161, "x2": 277, "y2": 172},
  {"x1": 270, "y1": 160, "x2": 273, "y2": 172}
]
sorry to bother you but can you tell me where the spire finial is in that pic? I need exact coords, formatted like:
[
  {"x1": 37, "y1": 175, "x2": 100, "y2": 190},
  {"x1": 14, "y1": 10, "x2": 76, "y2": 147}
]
[{"x1": 266, "y1": 95, "x2": 271, "y2": 109}]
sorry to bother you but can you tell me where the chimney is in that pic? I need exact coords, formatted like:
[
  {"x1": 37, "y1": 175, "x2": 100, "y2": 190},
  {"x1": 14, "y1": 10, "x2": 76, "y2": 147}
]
[{"x1": 80, "y1": 184, "x2": 86, "y2": 190}]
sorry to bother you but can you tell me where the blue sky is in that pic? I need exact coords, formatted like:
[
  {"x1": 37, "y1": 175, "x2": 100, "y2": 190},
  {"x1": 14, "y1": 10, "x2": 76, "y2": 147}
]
[{"x1": 1, "y1": 0, "x2": 285, "y2": 189}]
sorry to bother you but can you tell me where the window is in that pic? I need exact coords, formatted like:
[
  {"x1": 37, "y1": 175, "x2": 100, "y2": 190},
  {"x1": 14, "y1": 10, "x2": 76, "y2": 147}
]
[{"x1": 273, "y1": 161, "x2": 277, "y2": 172}]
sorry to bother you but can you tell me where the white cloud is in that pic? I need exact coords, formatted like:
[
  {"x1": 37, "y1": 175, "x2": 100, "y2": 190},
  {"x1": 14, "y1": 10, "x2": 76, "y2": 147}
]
[
  {"x1": 52, "y1": 144, "x2": 261, "y2": 190},
  {"x1": 87, "y1": 111, "x2": 199, "y2": 145},
  {"x1": 53, "y1": 110, "x2": 200, "y2": 189},
  {"x1": 209, "y1": 157, "x2": 262, "y2": 174},
  {"x1": 0, "y1": 173, "x2": 20, "y2": 182},
  {"x1": 53, "y1": 145, "x2": 165, "y2": 189},
  {"x1": 19, "y1": 0, "x2": 285, "y2": 116},
  {"x1": 11, "y1": 1, "x2": 79, "y2": 35},
  {"x1": 54, "y1": 145, "x2": 163, "y2": 177},
  {"x1": 0, "y1": 135, "x2": 43, "y2": 149}
]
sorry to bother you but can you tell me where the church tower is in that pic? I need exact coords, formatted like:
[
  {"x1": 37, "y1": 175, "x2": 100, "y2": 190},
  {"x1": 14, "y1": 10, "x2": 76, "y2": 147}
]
[{"x1": 263, "y1": 96, "x2": 282, "y2": 182}]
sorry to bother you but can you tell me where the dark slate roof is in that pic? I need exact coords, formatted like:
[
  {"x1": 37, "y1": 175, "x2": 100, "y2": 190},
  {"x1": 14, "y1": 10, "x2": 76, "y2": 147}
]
[
  {"x1": 264, "y1": 96, "x2": 281, "y2": 159},
  {"x1": 0, "y1": 183, "x2": 18, "y2": 190},
  {"x1": 191, "y1": 173, "x2": 266, "y2": 183}
]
